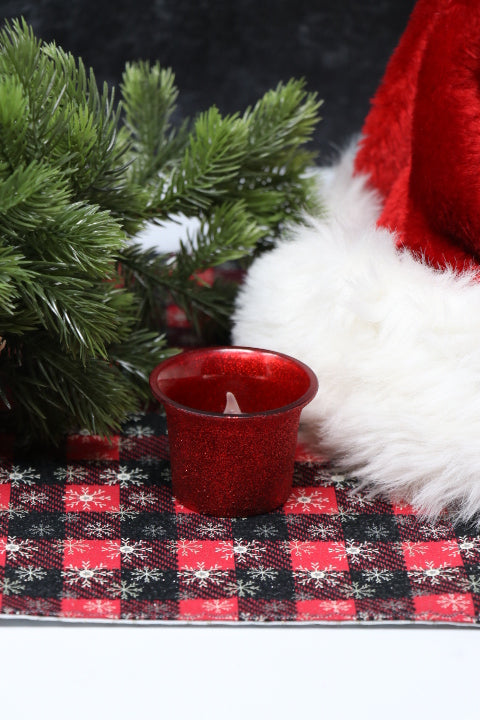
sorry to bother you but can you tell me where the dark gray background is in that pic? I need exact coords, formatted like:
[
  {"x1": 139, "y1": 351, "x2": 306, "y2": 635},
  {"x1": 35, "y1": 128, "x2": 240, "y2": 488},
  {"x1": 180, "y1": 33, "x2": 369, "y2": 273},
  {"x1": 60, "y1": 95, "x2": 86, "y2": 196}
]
[{"x1": 0, "y1": 0, "x2": 416, "y2": 160}]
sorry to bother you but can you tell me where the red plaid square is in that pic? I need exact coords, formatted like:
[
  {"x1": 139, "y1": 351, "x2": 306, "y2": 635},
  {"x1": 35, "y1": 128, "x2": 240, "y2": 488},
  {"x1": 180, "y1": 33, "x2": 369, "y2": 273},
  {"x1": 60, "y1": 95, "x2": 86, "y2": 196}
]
[
  {"x1": 414, "y1": 593, "x2": 475, "y2": 622},
  {"x1": 173, "y1": 497, "x2": 196, "y2": 515},
  {"x1": 64, "y1": 485, "x2": 120, "y2": 513},
  {"x1": 289, "y1": 541, "x2": 350, "y2": 572},
  {"x1": 0, "y1": 536, "x2": 6, "y2": 567},
  {"x1": 284, "y1": 487, "x2": 338, "y2": 515},
  {"x1": 61, "y1": 598, "x2": 121, "y2": 620},
  {"x1": 63, "y1": 539, "x2": 121, "y2": 569},
  {"x1": 176, "y1": 540, "x2": 235, "y2": 570},
  {"x1": 0, "y1": 484, "x2": 10, "y2": 510},
  {"x1": 392, "y1": 502, "x2": 416, "y2": 515},
  {"x1": 294, "y1": 443, "x2": 325, "y2": 463},
  {"x1": 179, "y1": 597, "x2": 238, "y2": 621},
  {"x1": 402, "y1": 540, "x2": 463, "y2": 570},
  {"x1": 66, "y1": 435, "x2": 120, "y2": 461},
  {"x1": 296, "y1": 598, "x2": 356, "y2": 621}
]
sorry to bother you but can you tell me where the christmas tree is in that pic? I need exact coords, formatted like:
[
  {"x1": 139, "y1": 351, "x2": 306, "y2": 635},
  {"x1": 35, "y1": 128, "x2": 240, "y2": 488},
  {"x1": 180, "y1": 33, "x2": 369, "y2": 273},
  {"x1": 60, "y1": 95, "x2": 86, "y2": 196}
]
[{"x1": 0, "y1": 18, "x2": 322, "y2": 444}]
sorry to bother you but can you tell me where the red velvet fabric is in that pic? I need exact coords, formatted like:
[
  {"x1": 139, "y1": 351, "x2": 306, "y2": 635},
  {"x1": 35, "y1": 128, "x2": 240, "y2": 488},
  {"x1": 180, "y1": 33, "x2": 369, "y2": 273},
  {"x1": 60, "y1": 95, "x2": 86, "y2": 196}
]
[{"x1": 355, "y1": 0, "x2": 480, "y2": 272}]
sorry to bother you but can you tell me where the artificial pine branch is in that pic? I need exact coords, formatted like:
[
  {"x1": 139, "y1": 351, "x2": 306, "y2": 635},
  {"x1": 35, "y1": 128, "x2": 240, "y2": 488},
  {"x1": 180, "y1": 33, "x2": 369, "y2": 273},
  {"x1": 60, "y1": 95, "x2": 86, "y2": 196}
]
[{"x1": 0, "y1": 18, "x2": 322, "y2": 443}]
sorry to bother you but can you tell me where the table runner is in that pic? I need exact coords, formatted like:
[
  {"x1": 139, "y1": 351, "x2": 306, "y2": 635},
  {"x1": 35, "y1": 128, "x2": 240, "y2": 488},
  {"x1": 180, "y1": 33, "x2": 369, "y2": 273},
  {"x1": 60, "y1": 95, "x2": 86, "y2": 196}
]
[{"x1": 1, "y1": 409, "x2": 479, "y2": 624}]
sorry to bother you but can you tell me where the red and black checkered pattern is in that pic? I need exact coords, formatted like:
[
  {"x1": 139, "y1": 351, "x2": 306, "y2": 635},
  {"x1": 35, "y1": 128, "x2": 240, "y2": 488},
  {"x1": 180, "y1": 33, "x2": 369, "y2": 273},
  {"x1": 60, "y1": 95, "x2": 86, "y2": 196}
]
[{"x1": 1, "y1": 410, "x2": 480, "y2": 624}]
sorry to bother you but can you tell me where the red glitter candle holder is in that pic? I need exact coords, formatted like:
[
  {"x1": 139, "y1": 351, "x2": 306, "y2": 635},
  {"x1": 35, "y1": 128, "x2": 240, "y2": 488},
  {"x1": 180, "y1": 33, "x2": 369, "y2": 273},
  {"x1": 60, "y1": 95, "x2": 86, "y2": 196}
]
[{"x1": 149, "y1": 346, "x2": 318, "y2": 517}]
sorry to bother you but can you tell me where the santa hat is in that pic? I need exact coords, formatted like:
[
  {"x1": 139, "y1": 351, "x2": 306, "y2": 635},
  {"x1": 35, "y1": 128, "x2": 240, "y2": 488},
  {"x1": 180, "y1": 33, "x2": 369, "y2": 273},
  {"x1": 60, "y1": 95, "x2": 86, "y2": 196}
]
[{"x1": 232, "y1": 0, "x2": 480, "y2": 522}]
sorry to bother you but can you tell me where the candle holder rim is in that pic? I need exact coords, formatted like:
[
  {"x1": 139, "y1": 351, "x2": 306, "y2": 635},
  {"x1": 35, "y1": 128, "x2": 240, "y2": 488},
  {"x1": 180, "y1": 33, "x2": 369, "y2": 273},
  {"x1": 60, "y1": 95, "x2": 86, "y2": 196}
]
[{"x1": 149, "y1": 345, "x2": 318, "y2": 418}]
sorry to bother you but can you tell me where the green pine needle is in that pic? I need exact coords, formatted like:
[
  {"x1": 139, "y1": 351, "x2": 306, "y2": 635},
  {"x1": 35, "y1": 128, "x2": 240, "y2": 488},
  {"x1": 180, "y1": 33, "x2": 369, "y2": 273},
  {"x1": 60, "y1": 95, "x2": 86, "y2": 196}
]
[{"x1": 0, "y1": 17, "x2": 323, "y2": 443}]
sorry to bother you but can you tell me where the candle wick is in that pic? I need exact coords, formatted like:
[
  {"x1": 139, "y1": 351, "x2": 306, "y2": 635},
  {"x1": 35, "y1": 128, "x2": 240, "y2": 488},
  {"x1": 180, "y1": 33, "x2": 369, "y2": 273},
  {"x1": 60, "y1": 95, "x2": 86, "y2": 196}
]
[{"x1": 223, "y1": 391, "x2": 243, "y2": 414}]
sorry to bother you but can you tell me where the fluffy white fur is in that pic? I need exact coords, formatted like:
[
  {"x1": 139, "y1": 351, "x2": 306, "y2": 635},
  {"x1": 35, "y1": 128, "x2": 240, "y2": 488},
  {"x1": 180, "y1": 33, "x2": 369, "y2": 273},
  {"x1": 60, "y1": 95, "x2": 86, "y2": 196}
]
[{"x1": 232, "y1": 147, "x2": 480, "y2": 522}]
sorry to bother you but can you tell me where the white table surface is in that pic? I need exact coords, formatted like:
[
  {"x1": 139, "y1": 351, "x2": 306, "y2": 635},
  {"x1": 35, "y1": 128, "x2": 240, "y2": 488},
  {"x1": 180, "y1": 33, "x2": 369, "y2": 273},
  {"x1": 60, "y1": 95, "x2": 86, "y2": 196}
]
[{"x1": 0, "y1": 622, "x2": 478, "y2": 719}]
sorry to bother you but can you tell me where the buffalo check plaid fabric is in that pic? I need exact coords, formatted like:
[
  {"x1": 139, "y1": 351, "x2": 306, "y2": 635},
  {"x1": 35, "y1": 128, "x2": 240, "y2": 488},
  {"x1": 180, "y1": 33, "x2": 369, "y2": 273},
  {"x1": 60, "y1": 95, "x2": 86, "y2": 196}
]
[{"x1": 1, "y1": 410, "x2": 480, "y2": 624}]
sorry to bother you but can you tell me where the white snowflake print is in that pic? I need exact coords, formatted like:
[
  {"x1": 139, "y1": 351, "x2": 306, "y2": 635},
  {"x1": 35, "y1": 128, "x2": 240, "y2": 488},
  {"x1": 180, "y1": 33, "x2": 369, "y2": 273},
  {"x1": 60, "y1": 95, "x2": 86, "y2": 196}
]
[
  {"x1": 314, "y1": 600, "x2": 353, "y2": 616},
  {"x1": 124, "y1": 425, "x2": 154, "y2": 439},
  {"x1": 128, "y1": 490, "x2": 156, "y2": 509},
  {"x1": 0, "y1": 465, "x2": 40, "y2": 487},
  {"x1": 286, "y1": 488, "x2": 331, "y2": 513},
  {"x1": 465, "y1": 573, "x2": 480, "y2": 593},
  {"x1": 378, "y1": 599, "x2": 412, "y2": 615},
  {"x1": 83, "y1": 599, "x2": 119, "y2": 618},
  {"x1": 456, "y1": 536, "x2": 480, "y2": 560},
  {"x1": 0, "y1": 577, "x2": 25, "y2": 595},
  {"x1": 265, "y1": 600, "x2": 292, "y2": 617},
  {"x1": 203, "y1": 599, "x2": 236, "y2": 615},
  {"x1": 239, "y1": 611, "x2": 268, "y2": 622},
  {"x1": 335, "y1": 507, "x2": 356, "y2": 522},
  {"x1": 288, "y1": 540, "x2": 316, "y2": 557},
  {"x1": 253, "y1": 523, "x2": 278, "y2": 539},
  {"x1": 62, "y1": 561, "x2": 114, "y2": 588},
  {"x1": 343, "y1": 494, "x2": 377, "y2": 512},
  {"x1": 15, "y1": 566, "x2": 48, "y2": 582},
  {"x1": 246, "y1": 566, "x2": 278, "y2": 582},
  {"x1": 226, "y1": 578, "x2": 259, "y2": 598},
  {"x1": 61, "y1": 538, "x2": 90, "y2": 556},
  {"x1": 108, "y1": 579, "x2": 142, "y2": 600},
  {"x1": 216, "y1": 540, "x2": 267, "y2": 565},
  {"x1": 125, "y1": 411, "x2": 146, "y2": 423},
  {"x1": 59, "y1": 512, "x2": 81, "y2": 524},
  {"x1": 346, "y1": 581, "x2": 376, "y2": 600},
  {"x1": 169, "y1": 539, "x2": 202, "y2": 557},
  {"x1": 65, "y1": 486, "x2": 112, "y2": 511},
  {"x1": 363, "y1": 568, "x2": 394, "y2": 584},
  {"x1": 156, "y1": 466, "x2": 172, "y2": 484},
  {"x1": 0, "y1": 536, "x2": 38, "y2": 560},
  {"x1": 307, "y1": 523, "x2": 334, "y2": 540},
  {"x1": 440, "y1": 540, "x2": 463, "y2": 558},
  {"x1": 84, "y1": 521, "x2": 115, "y2": 538},
  {"x1": 436, "y1": 594, "x2": 472, "y2": 613},
  {"x1": 0, "y1": 506, "x2": 27, "y2": 520},
  {"x1": 329, "y1": 540, "x2": 379, "y2": 566},
  {"x1": 409, "y1": 561, "x2": 460, "y2": 586},
  {"x1": 101, "y1": 465, "x2": 148, "y2": 488},
  {"x1": 197, "y1": 521, "x2": 226, "y2": 539},
  {"x1": 121, "y1": 602, "x2": 171, "y2": 621},
  {"x1": 293, "y1": 563, "x2": 342, "y2": 590},
  {"x1": 103, "y1": 538, "x2": 152, "y2": 564},
  {"x1": 402, "y1": 541, "x2": 429, "y2": 557},
  {"x1": 142, "y1": 523, "x2": 166, "y2": 538},
  {"x1": 418, "y1": 521, "x2": 453, "y2": 539},
  {"x1": 327, "y1": 472, "x2": 355, "y2": 489},
  {"x1": 365, "y1": 523, "x2": 391, "y2": 541},
  {"x1": 131, "y1": 567, "x2": 164, "y2": 584},
  {"x1": 19, "y1": 489, "x2": 48, "y2": 507},
  {"x1": 357, "y1": 610, "x2": 384, "y2": 622},
  {"x1": 106, "y1": 505, "x2": 139, "y2": 521},
  {"x1": 179, "y1": 562, "x2": 229, "y2": 588},
  {"x1": 54, "y1": 466, "x2": 89, "y2": 483},
  {"x1": 23, "y1": 598, "x2": 56, "y2": 615},
  {"x1": 29, "y1": 522, "x2": 55, "y2": 537}
]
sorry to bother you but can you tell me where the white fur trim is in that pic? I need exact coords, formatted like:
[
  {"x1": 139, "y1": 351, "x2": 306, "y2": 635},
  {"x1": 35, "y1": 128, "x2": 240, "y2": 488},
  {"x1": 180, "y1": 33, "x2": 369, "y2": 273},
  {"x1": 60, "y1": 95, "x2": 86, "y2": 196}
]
[{"x1": 232, "y1": 149, "x2": 480, "y2": 522}]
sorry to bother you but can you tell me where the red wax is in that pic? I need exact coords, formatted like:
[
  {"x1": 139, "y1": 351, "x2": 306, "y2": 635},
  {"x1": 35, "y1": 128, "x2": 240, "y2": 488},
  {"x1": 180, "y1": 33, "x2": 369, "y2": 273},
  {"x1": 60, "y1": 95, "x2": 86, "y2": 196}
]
[{"x1": 149, "y1": 346, "x2": 318, "y2": 517}]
